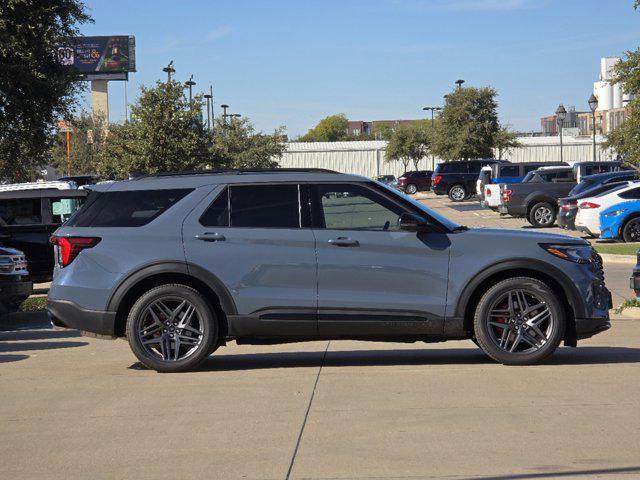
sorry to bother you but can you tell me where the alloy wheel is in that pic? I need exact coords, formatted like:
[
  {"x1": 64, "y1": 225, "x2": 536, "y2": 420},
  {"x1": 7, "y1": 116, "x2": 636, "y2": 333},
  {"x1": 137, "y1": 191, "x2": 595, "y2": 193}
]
[
  {"x1": 450, "y1": 186, "x2": 465, "y2": 201},
  {"x1": 534, "y1": 206, "x2": 553, "y2": 225},
  {"x1": 137, "y1": 296, "x2": 204, "y2": 362},
  {"x1": 485, "y1": 289, "x2": 554, "y2": 354},
  {"x1": 626, "y1": 220, "x2": 640, "y2": 242}
]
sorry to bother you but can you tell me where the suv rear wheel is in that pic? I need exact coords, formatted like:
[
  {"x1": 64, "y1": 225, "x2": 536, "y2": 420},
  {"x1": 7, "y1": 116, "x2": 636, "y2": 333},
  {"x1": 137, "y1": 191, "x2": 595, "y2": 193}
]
[
  {"x1": 448, "y1": 184, "x2": 466, "y2": 202},
  {"x1": 126, "y1": 284, "x2": 218, "y2": 372},
  {"x1": 405, "y1": 183, "x2": 418, "y2": 195},
  {"x1": 473, "y1": 277, "x2": 565, "y2": 365},
  {"x1": 528, "y1": 202, "x2": 556, "y2": 227}
]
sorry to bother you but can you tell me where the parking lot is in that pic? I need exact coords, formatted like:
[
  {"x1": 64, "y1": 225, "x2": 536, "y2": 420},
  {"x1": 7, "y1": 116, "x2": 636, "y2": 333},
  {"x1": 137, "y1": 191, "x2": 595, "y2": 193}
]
[{"x1": 1, "y1": 194, "x2": 639, "y2": 480}]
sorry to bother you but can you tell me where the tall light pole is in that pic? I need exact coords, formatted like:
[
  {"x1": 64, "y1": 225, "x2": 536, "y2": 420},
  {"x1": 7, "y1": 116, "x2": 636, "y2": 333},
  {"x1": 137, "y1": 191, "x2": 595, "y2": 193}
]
[
  {"x1": 588, "y1": 93, "x2": 598, "y2": 162},
  {"x1": 209, "y1": 85, "x2": 214, "y2": 125},
  {"x1": 203, "y1": 92, "x2": 212, "y2": 130},
  {"x1": 162, "y1": 61, "x2": 175, "y2": 82},
  {"x1": 185, "y1": 75, "x2": 196, "y2": 103},
  {"x1": 422, "y1": 106, "x2": 442, "y2": 165},
  {"x1": 455, "y1": 79, "x2": 465, "y2": 90},
  {"x1": 556, "y1": 104, "x2": 567, "y2": 163},
  {"x1": 221, "y1": 104, "x2": 229, "y2": 125}
]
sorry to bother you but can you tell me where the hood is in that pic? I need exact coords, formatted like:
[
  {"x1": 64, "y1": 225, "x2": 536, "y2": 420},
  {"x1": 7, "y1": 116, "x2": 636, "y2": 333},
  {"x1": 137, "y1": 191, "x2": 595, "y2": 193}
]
[{"x1": 461, "y1": 227, "x2": 589, "y2": 245}]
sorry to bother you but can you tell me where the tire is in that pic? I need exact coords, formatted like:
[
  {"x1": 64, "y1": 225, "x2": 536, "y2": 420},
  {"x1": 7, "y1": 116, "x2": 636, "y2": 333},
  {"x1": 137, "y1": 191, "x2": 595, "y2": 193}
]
[
  {"x1": 622, "y1": 217, "x2": 640, "y2": 242},
  {"x1": 448, "y1": 184, "x2": 466, "y2": 202},
  {"x1": 528, "y1": 202, "x2": 556, "y2": 227},
  {"x1": 405, "y1": 184, "x2": 418, "y2": 195},
  {"x1": 126, "y1": 284, "x2": 219, "y2": 372},
  {"x1": 473, "y1": 277, "x2": 565, "y2": 365}
]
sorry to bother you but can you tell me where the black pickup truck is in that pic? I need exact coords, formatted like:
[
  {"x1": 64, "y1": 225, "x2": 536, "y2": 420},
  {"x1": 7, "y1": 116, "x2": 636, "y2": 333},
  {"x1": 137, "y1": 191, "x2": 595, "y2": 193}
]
[{"x1": 498, "y1": 167, "x2": 576, "y2": 227}]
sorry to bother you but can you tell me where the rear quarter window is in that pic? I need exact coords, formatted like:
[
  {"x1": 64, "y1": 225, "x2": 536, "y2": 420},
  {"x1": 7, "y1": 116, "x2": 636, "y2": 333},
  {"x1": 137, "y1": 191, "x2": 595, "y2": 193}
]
[{"x1": 66, "y1": 189, "x2": 192, "y2": 227}]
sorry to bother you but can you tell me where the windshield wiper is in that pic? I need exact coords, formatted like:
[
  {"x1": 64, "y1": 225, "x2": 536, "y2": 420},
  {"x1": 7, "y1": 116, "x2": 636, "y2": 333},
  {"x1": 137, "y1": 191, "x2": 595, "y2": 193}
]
[{"x1": 451, "y1": 225, "x2": 468, "y2": 232}]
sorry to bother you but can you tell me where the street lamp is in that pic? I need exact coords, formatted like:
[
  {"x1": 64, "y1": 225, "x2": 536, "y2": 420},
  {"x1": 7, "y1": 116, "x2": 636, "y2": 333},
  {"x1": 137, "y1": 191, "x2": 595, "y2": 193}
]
[
  {"x1": 422, "y1": 106, "x2": 442, "y2": 165},
  {"x1": 556, "y1": 104, "x2": 567, "y2": 163},
  {"x1": 455, "y1": 79, "x2": 465, "y2": 90},
  {"x1": 588, "y1": 93, "x2": 598, "y2": 162},
  {"x1": 185, "y1": 75, "x2": 196, "y2": 103},
  {"x1": 162, "y1": 61, "x2": 175, "y2": 82}
]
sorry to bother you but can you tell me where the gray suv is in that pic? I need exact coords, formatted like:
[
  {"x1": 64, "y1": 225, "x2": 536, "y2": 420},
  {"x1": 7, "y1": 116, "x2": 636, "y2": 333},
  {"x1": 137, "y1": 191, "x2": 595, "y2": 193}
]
[{"x1": 48, "y1": 169, "x2": 612, "y2": 372}]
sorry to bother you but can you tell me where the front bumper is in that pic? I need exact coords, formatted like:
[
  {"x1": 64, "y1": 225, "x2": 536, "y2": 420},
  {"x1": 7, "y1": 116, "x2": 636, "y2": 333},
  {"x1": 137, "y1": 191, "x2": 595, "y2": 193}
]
[
  {"x1": 48, "y1": 298, "x2": 116, "y2": 337},
  {"x1": 0, "y1": 278, "x2": 33, "y2": 301},
  {"x1": 575, "y1": 317, "x2": 611, "y2": 340},
  {"x1": 575, "y1": 224, "x2": 599, "y2": 237}
]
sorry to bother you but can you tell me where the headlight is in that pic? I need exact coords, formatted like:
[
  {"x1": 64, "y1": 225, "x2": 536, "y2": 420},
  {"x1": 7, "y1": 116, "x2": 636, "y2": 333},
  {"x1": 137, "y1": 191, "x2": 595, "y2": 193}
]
[
  {"x1": 603, "y1": 209, "x2": 627, "y2": 217},
  {"x1": 540, "y1": 243, "x2": 592, "y2": 264}
]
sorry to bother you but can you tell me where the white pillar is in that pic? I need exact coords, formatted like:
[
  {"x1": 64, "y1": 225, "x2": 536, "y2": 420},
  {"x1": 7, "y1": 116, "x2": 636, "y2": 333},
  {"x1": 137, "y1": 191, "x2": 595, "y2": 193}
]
[{"x1": 91, "y1": 80, "x2": 109, "y2": 124}]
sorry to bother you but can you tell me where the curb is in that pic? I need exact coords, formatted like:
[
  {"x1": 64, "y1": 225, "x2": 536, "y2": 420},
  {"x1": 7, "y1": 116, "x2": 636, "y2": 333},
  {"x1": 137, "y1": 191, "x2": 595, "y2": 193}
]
[{"x1": 599, "y1": 253, "x2": 636, "y2": 265}]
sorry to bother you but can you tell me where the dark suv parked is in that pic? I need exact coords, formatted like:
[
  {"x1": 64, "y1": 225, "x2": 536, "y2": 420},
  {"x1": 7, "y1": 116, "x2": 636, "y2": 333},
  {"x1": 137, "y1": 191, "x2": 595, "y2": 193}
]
[
  {"x1": 432, "y1": 159, "x2": 505, "y2": 202},
  {"x1": 48, "y1": 169, "x2": 611, "y2": 372},
  {"x1": 397, "y1": 171, "x2": 432, "y2": 194}
]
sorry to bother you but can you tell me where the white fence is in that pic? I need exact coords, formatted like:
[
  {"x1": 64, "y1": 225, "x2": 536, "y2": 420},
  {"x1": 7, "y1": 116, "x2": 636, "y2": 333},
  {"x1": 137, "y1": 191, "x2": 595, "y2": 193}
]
[{"x1": 277, "y1": 136, "x2": 615, "y2": 178}]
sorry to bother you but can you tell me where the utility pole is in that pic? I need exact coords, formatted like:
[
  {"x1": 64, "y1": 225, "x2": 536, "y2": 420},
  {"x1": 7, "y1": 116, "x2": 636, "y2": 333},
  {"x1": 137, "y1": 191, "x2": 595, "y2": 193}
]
[
  {"x1": 203, "y1": 91, "x2": 212, "y2": 130},
  {"x1": 185, "y1": 75, "x2": 196, "y2": 103},
  {"x1": 221, "y1": 104, "x2": 229, "y2": 125},
  {"x1": 422, "y1": 106, "x2": 442, "y2": 165}
]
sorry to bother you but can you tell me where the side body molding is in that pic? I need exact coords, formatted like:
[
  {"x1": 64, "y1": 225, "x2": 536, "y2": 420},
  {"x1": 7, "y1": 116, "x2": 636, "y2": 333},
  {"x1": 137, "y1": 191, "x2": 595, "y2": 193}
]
[{"x1": 106, "y1": 261, "x2": 237, "y2": 315}]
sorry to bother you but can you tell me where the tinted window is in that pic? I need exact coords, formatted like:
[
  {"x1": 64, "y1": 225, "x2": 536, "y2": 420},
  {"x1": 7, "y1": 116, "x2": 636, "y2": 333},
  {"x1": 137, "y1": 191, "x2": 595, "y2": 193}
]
[
  {"x1": 67, "y1": 189, "x2": 192, "y2": 227},
  {"x1": 200, "y1": 188, "x2": 229, "y2": 227},
  {"x1": 441, "y1": 163, "x2": 467, "y2": 174},
  {"x1": 314, "y1": 184, "x2": 405, "y2": 231},
  {"x1": 230, "y1": 184, "x2": 300, "y2": 228},
  {"x1": 0, "y1": 198, "x2": 41, "y2": 225},
  {"x1": 499, "y1": 165, "x2": 520, "y2": 177},
  {"x1": 468, "y1": 162, "x2": 482, "y2": 174},
  {"x1": 50, "y1": 197, "x2": 85, "y2": 224},
  {"x1": 619, "y1": 187, "x2": 640, "y2": 200}
]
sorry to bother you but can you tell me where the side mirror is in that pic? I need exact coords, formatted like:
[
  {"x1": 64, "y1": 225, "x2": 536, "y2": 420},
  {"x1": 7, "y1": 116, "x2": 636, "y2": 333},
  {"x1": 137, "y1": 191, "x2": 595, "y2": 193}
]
[{"x1": 399, "y1": 212, "x2": 429, "y2": 232}]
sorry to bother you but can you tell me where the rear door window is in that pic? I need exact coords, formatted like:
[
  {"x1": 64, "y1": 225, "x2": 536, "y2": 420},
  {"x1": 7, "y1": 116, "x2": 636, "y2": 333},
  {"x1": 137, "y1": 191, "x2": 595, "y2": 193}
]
[
  {"x1": 0, "y1": 198, "x2": 42, "y2": 225},
  {"x1": 230, "y1": 184, "x2": 300, "y2": 228},
  {"x1": 66, "y1": 189, "x2": 192, "y2": 227},
  {"x1": 499, "y1": 165, "x2": 520, "y2": 177},
  {"x1": 619, "y1": 187, "x2": 640, "y2": 200}
]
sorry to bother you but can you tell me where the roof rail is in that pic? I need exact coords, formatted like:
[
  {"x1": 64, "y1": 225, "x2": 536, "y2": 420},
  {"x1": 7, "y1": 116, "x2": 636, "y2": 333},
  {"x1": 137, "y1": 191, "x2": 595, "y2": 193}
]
[{"x1": 134, "y1": 168, "x2": 337, "y2": 180}]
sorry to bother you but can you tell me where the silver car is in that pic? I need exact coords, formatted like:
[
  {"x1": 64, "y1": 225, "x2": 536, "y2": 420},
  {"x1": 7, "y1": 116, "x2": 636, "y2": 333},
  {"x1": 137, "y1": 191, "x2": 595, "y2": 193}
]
[{"x1": 48, "y1": 169, "x2": 612, "y2": 372}]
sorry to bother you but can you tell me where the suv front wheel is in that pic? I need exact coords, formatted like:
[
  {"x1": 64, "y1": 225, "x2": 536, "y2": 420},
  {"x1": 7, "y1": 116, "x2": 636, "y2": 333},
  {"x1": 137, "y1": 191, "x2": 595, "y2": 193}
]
[
  {"x1": 126, "y1": 284, "x2": 219, "y2": 372},
  {"x1": 473, "y1": 277, "x2": 565, "y2": 365}
]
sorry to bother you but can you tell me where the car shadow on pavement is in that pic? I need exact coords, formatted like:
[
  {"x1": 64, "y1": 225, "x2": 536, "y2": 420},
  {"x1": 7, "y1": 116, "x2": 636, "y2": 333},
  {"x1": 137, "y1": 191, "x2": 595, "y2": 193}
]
[
  {"x1": 477, "y1": 465, "x2": 640, "y2": 480},
  {"x1": 0, "y1": 340, "x2": 88, "y2": 353},
  {"x1": 0, "y1": 354, "x2": 29, "y2": 364},
  {"x1": 179, "y1": 346, "x2": 640, "y2": 372},
  {"x1": 0, "y1": 329, "x2": 82, "y2": 342}
]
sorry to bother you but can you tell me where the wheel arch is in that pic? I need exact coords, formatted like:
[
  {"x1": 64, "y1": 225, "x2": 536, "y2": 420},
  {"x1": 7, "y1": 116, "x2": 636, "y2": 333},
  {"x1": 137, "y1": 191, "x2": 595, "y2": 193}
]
[
  {"x1": 526, "y1": 196, "x2": 556, "y2": 215},
  {"x1": 455, "y1": 260, "x2": 583, "y2": 346},
  {"x1": 107, "y1": 262, "x2": 236, "y2": 337}
]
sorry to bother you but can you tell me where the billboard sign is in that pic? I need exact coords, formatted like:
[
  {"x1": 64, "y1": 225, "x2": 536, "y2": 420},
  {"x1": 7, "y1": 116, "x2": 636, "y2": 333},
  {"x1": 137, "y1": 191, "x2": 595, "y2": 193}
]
[{"x1": 57, "y1": 36, "x2": 136, "y2": 80}]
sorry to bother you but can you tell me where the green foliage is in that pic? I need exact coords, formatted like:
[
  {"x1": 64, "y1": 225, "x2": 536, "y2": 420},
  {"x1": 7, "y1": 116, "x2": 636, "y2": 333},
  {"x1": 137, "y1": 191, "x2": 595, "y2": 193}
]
[
  {"x1": 431, "y1": 87, "x2": 500, "y2": 160},
  {"x1": 50, "y1": 112, "x2": 107, "y2": 176},
  {"x1": 386, "y1": 122, "x2": 432, "y2": 171},
  {"x1": 593, "y1": 242, "x2": 640, "y2": 256},
  {"x1": 494, "y1": 126, "x2": 522, "y2": 159},
  {"x1": 615, "y1": 298, "x2": 640, "y2": 314},
  {"x1": 300, "y1": 114, "x2": 348, "y2": 142},
  {"x1": 95, "y1": 80, "x2": 285, "y2": 179},
  {"x1": 19, "y1": 296, "x2": 47, "y2": 312},
  {"x1": 0, "y1": 0, "x2": 92, "y2": 181}
]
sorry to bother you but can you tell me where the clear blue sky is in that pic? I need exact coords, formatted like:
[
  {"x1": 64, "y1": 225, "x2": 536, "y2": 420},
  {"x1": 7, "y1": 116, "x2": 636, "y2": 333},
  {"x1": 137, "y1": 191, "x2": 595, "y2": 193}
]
[{"x1": 80, "y1": 0, "x2": 640, "y2": 137}]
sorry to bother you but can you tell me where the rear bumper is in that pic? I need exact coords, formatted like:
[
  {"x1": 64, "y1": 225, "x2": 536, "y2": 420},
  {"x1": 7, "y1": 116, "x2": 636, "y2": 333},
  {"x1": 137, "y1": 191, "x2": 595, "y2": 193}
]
[
  {"x1": 47, "y1": 298, "x2": 116, "y2": 337},
  {"x1": 431, "y1": 184, "x2": 447, "y2": 195}
]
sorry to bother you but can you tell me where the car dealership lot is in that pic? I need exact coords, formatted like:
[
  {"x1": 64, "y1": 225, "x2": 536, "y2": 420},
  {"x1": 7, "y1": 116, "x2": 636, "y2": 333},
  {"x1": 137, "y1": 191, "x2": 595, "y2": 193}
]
[{"x1": 1, "y1": 195, "x2": 639, "y2": 480}]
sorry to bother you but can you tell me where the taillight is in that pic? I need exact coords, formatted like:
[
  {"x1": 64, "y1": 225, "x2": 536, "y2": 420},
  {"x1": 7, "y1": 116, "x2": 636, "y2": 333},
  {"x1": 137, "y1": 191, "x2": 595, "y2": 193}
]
[
  {"x1": 433, "y1": 175, "x2": 442, "y2": 185},
  {"x1": 579, "y1": 202, "x2": 600, "y2": 209},
  {"x1": 485, "y1": 188, "x2": 491, "y2": 197},
  {"x1": 560, "y1": 201, "x2": 577, "y2": 211},
  {"x1": 50, "y1": 236, "x2": 101, "y2": 267},
  {"x1": 502, "y1": 189, "x2": 512, "y2": 202}
]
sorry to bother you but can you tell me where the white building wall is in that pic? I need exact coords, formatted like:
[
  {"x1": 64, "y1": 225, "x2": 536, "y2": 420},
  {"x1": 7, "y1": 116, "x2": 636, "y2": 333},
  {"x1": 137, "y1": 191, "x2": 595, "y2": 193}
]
[{"x1": 276, "y1": 137, "x2": 615, "y2": 177}]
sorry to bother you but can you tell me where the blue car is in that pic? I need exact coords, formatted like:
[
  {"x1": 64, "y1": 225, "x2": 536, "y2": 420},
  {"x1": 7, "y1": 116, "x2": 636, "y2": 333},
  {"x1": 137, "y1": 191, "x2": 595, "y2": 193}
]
[{"x1": 600, "y1": 200, "x2": 640, "y2": 242}]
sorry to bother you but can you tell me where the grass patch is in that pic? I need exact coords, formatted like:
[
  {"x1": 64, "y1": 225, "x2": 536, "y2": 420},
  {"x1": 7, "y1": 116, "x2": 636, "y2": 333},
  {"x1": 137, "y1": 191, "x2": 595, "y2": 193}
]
[
  {"x1": 594, "y1": 243, "x2": 640, "y2": 256},
  {"x1": 615, "y1": 298, "x2": 640, "y2": 314},
  {"x1": 19, "y1": 296, "x2": 47, "y2": 312}
]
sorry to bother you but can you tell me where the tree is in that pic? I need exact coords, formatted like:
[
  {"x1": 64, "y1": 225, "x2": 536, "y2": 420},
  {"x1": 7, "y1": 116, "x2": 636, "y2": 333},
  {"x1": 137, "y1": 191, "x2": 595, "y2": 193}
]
[
  {"x1": 386, "y1": 122, "x2": 431, "y2": 171},
  {"x1": 604, "y1": 5, "x2": 640, "y2": 165},
  {"x1": 494, "y1": 126, "x2": 522, "y2": 160},
  {"x1": 0, "y1": 0, "x2": 92, "y2": 181},
  {"x1": 95, "y1": 79, "x2": 285, "y2": 179},
  {"x1": 431, "y1": 87, "x2": 500, "y2": 160},
  {"x1": 299, "y1": 114, "x2": 348, "y2": 142}
]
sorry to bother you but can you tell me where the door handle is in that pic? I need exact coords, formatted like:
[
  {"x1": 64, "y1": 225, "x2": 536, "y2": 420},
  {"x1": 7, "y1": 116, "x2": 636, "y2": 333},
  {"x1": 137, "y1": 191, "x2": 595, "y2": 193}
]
[
  {"x1": 195, "y1": 232, "x2": 226, "y2": 242},
  {"x1": 328, "y1": 237, "x2": 359, "y2": 247}
]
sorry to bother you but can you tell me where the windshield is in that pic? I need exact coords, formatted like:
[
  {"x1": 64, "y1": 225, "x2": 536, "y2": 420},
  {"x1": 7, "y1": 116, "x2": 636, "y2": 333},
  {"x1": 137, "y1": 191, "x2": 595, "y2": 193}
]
[{"x1": 378, "y1": 182, "x2": 460, "y2": 231}]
